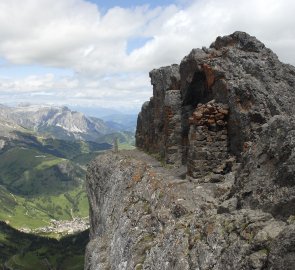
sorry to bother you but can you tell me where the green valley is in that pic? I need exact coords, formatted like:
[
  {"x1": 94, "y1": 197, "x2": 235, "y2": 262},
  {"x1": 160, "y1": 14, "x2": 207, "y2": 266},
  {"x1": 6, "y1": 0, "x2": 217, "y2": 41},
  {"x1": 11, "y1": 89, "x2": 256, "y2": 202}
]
[
  {"x1": 0, "y1": 133, "x2": 108, "y2": 269},
  {"x1": 0, "y1": 221, "x2": 88, "y2": 270},
  {"x1": 0, "y1": 104, "x2": 136, "y2": 269},
  {"x1": 0, "y1": 185, "x2": 89, "y2": 232},
  {"x1": 0, "y1": 131, "x2": 110, "y2": 234}
]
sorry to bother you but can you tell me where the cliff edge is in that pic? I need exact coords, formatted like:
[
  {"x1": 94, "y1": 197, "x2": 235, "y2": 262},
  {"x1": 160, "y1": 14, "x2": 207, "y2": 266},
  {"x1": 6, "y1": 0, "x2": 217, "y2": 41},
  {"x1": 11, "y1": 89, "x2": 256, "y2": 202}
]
[{"x1": 85, "y1": 32, "x2": 295, "y2": 270}]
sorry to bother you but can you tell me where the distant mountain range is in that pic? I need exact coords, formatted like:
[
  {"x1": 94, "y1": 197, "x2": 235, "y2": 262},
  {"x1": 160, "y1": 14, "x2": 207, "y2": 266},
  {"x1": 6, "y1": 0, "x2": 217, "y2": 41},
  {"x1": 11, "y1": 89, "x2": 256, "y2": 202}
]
[
  {"x1": 0, "y1": 104, "x2": 137, "y2": 142},
  {"x1": 100, "y1": 113, "x2": 137, "y2": 132}
]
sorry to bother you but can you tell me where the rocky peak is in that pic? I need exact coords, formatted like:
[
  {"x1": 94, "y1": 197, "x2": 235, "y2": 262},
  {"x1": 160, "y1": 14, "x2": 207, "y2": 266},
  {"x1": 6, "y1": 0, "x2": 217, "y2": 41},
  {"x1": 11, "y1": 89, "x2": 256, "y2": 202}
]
[
  {"x1": 150, "y1": 64, "x2": 180, "y2": 91},
  {"x1": 136, "y1": 30, "x2": 295, "y2": 227},
  {"x1": 86, "y1": 32, "x2": 295, "y2": 270},
  {"x1": 210, "y1": 31, "x2": 266, "y2": 52},
  {"x1": 137, "y1": 31, "x2": 295, "y2": 158}
]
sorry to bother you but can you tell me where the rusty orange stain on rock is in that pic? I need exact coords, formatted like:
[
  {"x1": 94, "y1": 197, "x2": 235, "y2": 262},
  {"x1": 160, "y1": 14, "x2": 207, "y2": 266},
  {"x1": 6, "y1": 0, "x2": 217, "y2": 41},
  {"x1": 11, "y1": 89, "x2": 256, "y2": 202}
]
[{"x1": 203, "y1": 64, "x2": 215, "y2": 89}]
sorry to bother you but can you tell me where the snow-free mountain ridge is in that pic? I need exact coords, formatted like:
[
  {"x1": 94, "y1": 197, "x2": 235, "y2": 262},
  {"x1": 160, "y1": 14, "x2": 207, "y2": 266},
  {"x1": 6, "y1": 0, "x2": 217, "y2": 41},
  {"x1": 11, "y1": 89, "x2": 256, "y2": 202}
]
[{"x1": 0, "y1": 104, "x2": 117, "y2": 142}]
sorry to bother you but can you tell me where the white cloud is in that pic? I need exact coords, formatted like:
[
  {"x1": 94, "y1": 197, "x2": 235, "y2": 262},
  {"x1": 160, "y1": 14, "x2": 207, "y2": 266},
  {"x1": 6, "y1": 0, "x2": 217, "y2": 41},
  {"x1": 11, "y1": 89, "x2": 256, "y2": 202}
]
[
  {"x1": 0, "y1": 72, "x2": 150, "y2": 110},
  {"x1": 0, "y1": 0, "x2": 294, "y2": 111},
  {"x1": 127, "y1": 0, "x2": 295, "y2": 71}
]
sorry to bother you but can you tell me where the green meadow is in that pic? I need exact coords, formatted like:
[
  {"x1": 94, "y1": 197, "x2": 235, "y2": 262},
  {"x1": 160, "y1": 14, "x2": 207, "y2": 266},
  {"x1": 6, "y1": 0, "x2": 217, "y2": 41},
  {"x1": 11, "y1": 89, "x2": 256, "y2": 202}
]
[{"x1": 0, "y1": 130, "x2": 134, "y2": 269}]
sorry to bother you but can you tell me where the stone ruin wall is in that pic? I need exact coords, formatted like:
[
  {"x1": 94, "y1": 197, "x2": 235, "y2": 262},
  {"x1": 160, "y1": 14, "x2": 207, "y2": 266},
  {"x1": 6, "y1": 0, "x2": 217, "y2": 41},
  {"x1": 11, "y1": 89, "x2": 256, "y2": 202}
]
[
  {"x1": 136, "y1": 46, "x2": 237, "y2": 180},
  {"x1": 135, "y1": 63, "x2": 230, "y2": 178},
  {"x1": 187, "y1": 101, "x2": 229, "y2": 179},
  {"x1": 136, "y1": 31, "x2": 295, "y2": 183}
]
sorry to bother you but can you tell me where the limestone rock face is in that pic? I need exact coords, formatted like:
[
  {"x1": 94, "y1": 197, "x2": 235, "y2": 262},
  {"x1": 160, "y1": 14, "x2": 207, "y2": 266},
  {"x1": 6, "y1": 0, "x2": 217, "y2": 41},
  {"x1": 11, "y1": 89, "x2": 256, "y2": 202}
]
[
  {"x1": 234, "y1": 115, "x2": 295, "y2": 219},
  {"x1": 86, "y1": 32, "x2": 295, "y2": 270}
]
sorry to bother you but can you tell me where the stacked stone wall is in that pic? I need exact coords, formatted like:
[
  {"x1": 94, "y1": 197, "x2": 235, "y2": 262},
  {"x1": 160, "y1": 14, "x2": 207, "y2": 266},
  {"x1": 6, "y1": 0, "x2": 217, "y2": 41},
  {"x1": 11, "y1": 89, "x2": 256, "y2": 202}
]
[{"x1": 187, "y1": 101, "x2": 229, "y2": 178}]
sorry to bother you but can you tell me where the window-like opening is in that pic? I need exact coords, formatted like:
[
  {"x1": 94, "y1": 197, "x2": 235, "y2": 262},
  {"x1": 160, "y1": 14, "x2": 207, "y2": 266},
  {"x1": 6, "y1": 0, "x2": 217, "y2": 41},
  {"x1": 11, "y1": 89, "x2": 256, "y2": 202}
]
[
  {"x1": 183, "y1": 71, "x2": 212, "y2": 107},
  {"x1": 181, "y1": 71, "x2": 213, "y2": 163}
]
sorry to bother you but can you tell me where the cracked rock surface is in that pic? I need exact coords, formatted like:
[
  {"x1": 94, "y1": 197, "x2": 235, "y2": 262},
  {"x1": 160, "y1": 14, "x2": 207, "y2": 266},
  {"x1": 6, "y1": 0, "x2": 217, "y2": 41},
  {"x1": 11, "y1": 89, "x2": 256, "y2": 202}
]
[{"x1": 85, "y1": 150, "x2": 294, "y2": 270}]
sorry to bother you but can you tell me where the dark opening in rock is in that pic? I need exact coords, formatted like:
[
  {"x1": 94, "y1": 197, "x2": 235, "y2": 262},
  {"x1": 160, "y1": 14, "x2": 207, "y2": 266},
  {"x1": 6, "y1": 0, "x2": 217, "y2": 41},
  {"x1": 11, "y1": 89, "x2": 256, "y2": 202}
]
[{"x1": 183, "y1": 71, "x2": 210, "y2": 107}]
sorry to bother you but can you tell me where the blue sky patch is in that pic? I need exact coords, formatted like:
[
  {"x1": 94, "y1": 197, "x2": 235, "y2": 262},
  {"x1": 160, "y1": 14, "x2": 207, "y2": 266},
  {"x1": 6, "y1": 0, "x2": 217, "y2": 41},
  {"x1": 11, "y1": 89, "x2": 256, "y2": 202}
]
[
  {"x1": 0, "y1": 60, "x2": 73, "y2": 79},
  {"x1": 87, "y1": 0, "x2": 176, "y2": 10},
  {"x1": 127, "y1": 36, "x2": 153, "y2": 54}
]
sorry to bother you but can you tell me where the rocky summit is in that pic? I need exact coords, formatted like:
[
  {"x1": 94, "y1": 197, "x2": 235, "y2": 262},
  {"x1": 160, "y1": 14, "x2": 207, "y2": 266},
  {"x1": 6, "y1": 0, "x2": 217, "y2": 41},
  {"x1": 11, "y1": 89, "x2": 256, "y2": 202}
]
[{"x1": 85, "y1": 32, "x2": 295, "y2": 270}]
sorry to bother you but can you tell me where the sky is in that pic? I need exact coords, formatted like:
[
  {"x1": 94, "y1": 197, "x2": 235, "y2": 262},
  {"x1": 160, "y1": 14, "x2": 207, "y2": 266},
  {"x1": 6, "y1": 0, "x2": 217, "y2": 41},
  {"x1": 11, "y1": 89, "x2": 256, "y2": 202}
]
[{"x1": 0, "y1": 0, "x2": 294, "y2": 115}]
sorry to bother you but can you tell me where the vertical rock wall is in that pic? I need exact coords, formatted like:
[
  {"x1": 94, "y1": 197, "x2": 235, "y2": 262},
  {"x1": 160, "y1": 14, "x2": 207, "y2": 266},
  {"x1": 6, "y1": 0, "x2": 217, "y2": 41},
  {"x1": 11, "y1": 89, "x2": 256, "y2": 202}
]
[
  {"x1": 163, "y1": 90, "x2": 182, "y2": 165},
  {"x1": 135, "y1": 64, "x2": 181, "y2": 161}
]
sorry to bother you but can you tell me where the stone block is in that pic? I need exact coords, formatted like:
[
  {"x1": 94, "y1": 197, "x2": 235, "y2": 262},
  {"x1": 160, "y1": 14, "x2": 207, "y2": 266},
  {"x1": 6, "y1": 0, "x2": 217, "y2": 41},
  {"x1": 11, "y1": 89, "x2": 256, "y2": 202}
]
[{"x1": 217, "y1": 197, "x2": 238, "y2": 214}]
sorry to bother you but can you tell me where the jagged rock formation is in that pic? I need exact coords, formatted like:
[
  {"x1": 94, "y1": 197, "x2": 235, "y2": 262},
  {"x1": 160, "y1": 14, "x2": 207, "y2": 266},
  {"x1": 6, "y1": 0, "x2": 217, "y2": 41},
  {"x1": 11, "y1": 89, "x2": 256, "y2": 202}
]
[{"x1": 85, "y1": 32, "x2": 295, "y2": 270}]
